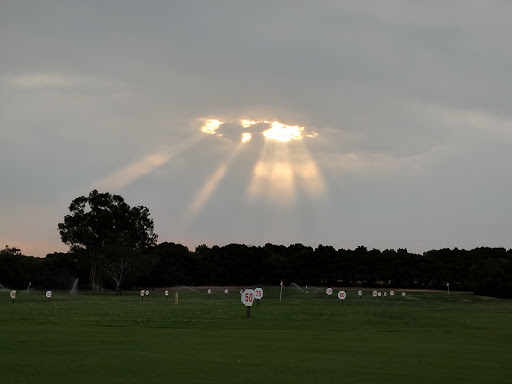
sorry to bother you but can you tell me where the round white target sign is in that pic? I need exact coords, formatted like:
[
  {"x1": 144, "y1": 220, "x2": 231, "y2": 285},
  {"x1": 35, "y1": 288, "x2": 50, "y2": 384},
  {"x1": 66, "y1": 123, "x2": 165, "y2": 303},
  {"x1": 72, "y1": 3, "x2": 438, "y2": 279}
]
[
  {"x1": 254, "y1": 287, "x2": 263, "y2": 300},
  {"x1": 241, "y1": 289, "x2": 255, "y2": 307},
  {"x1": 326, "y1": 288, "x2": 333, "y2": 296},
  {"x1": 338, "y1": 290, "x2": 347, "y2": 300},
  {"x1": 46, "y1": 291, "x2": 52, "y2": 298}
]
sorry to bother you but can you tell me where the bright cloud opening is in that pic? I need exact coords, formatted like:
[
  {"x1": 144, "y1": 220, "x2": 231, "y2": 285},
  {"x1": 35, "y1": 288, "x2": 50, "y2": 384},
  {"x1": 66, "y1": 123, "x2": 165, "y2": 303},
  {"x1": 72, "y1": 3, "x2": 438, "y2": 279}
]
[
  {"x1": 201, "y1": 119, "x2": 223, "y2": 135},
  {"x1": 200, "y1": 118, "x2": 314, "y2": 143},
  {"x1": 241, "y1": 132, "x2": 252, "y2": 142},
  {"x1": 241, "y1": 120, "x2": 257, "y2": 128},
  {"x1": 262, "y1": 121, "x2": 304, "y2": 142}
]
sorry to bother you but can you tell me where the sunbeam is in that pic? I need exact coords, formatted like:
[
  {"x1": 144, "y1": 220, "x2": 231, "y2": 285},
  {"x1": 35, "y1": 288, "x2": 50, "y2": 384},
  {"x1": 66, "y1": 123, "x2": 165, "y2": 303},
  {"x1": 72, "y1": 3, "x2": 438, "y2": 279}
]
[
  {"x1": 248, "y1": 135, "x2": 325, "y2": 204},
  {"x1": 248, "y1": 139, "x2": 296, "y2": 204},
  {"x1": 197, "y1": 115, "x2": 325, "y2": 206},
  {"x1": 185, "y1": 141, "x2": 246, "y2": 219},
  {"x1": 92, "y1": 134, "x2": 204, "y2": 191}
]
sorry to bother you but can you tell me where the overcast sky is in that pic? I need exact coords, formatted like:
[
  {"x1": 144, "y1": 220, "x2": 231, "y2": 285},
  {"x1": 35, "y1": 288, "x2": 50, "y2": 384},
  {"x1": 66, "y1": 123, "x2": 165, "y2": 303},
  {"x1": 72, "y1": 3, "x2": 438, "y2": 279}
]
[{"x1": 1, "y1": 1, "x2": 512, "y2": 257}]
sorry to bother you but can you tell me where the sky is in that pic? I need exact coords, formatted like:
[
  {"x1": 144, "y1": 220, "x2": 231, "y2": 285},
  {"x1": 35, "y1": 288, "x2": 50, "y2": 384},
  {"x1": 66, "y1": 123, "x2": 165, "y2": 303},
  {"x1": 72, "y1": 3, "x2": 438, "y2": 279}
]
[{"x1": 1, "y1": 1, "x2": 512, "y2": 257}]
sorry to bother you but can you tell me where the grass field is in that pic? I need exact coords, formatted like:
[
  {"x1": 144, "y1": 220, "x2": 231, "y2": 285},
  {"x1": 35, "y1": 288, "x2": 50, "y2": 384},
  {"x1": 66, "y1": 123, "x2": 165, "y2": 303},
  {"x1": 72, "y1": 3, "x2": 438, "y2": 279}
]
[{"x1": 1, "y1": 287, "x2": 511, "y2": 384}]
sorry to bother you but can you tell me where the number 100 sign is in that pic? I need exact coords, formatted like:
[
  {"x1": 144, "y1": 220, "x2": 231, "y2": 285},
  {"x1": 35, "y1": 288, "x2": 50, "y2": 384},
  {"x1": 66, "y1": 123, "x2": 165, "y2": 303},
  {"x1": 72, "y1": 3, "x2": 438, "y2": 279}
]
[{"x1": 241, "y1": 289, "x2": 255, "y2": 307}]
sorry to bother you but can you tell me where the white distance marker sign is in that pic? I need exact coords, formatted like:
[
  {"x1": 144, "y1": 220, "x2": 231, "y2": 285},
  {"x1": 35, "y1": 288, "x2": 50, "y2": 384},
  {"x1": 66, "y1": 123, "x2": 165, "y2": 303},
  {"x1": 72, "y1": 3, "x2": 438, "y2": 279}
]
[
  {"x1": 402, "y1": 292, "x2": 406, "y2": 297},
  {"x1": 390, "y1": 291, "x2": 395, "y2": 296},
  {"x1": 164, "y1": 290, "x2": 169, "y2": 296},
  {"x1": 208, "y1": 289, "x2": 212, "y2": 295},
  {"x1": 254, "y1": 287, "x2": 263, "y2": 300},
  {"x1": 358, "y1": 290, "x2": 363, "y2": 297},
  {"x1": 224, "y1": 289, "x2": 228, "y2": 294},
  {"x1": 372, "y1": 290, "x2": 377, "y2": 297},
  {"x1": 145, "y1": 290, "x2": 149, "y2": 296},
  {"x1": 338, "y1": 290, "x2": 347, "y2": 300},
  {"x1": 326, "y1": 288, "x2": 333, "y2": 296},
  {"x1": 241, "y1": 289, "x2": 255, "y2": 307},
  {"x1": 46, "y1": 291, "x2": 52, "y2": 298},
  {"x1": 10, "y1": 290, "x2": 16, "y2": 299}
]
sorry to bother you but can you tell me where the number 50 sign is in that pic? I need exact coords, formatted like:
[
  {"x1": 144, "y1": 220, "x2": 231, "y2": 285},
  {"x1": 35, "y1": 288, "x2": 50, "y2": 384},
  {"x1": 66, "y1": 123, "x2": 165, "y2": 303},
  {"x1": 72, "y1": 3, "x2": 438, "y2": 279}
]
[
  {"x1": 241, "y1": 289, "x2": 255, "y2": 307},
  {"x1": 241, "y1": 289, "x2": 255, "y2": 318}
]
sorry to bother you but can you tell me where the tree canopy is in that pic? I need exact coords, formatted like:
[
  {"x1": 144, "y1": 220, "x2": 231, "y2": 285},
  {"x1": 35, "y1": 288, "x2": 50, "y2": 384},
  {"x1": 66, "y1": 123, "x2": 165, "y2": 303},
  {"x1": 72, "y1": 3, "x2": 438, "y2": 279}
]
[{"x1": 58, "y1": 190, "x2": 157, "y2": 293}]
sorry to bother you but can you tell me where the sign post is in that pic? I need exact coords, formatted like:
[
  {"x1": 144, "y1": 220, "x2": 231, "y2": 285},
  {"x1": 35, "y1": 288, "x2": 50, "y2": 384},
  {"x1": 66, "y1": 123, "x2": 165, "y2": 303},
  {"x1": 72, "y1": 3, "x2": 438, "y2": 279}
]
[
  {"x1": 46, "y1": 291, "x2": 52, "y2": 300},
  {"x1": 446, "y1": 282, "x2": 450, "y2": 295},
  {"x1": 358, "y1": 290, "x2": 362, "y2": 299},
  {"x1": 279, "y1": 280, "x2": 283, "y2": 301},
  {"x1": 326, "y1": 287, "x2": 333, "y2": 297},
  {"x1": 164, "y1": 290, "x2": 169, "y2": 299},
  {"x1": 140, "y1": 290, "x2": 145, "y2": 301},
  {"x1": 338, "y1": 290, "x2": 346, "y2": 304},
  {"x1": 175, "y1": 292, "x2": 179, "y2": 305},
  {"x1": 254, "y1": 287, "x2": 263, "y2": 306},
  {"x1": 241, "y1": 289, "x2": 255, "y2": 317},
  {"x1": 10, "y1": 290, "x2": 16, "y2": 303}
]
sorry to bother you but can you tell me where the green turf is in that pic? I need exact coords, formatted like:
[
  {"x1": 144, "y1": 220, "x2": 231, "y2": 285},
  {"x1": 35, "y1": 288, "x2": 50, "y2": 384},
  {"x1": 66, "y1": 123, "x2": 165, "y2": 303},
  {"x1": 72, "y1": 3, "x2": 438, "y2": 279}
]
[{"x1": 1, "y1": 288, "x2": 511, "y2": 384}]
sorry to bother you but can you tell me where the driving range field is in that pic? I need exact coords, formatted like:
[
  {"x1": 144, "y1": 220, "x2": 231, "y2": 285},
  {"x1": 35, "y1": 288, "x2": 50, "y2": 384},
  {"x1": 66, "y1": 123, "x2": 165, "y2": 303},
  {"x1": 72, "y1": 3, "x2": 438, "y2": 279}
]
[{"x1": 1, "y1": 288, "x2": 511, "y2": 384}]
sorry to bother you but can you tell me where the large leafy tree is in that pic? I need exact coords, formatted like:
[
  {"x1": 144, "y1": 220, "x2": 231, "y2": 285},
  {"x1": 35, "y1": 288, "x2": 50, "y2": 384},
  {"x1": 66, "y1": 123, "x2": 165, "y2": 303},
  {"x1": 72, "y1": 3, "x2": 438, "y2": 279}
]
[{"x1": 58, "y1": 190, "x2": 158, "y2": 293}]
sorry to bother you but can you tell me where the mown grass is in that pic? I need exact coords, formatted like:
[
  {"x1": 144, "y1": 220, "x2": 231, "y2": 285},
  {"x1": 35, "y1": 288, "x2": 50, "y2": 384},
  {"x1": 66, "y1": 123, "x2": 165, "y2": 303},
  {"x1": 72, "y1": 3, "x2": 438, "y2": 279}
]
[{"x1": 1, "y1": 287, "x2": 511, "y2": 384}]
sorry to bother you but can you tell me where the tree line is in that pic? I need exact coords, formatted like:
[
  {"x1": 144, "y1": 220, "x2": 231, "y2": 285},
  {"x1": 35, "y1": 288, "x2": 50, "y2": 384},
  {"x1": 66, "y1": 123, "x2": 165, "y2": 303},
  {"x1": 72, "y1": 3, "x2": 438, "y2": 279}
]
[
  {"x1": 1, "y1": 190, "x2": 511, "y2": 298},
  {"x1": 2, "y1": 243, "x2": 511, "y2": 298}
]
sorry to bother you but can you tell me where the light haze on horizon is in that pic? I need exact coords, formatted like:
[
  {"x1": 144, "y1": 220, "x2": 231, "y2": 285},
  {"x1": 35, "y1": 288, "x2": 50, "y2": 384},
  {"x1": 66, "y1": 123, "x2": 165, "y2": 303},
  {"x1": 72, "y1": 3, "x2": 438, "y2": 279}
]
[{"x1": 1, "y1": 1, "x2": 512, "y2": 257}]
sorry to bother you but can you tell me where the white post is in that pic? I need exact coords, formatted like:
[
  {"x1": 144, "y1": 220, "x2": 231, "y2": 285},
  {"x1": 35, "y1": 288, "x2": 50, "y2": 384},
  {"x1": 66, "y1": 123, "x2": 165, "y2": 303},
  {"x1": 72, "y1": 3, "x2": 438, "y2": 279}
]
[
  {"x1": 447, "y1": 282, "x2": 450, "y2": 295},
  {"x1": 279, "y1": 281, "x2": 283, "y2": 301}
]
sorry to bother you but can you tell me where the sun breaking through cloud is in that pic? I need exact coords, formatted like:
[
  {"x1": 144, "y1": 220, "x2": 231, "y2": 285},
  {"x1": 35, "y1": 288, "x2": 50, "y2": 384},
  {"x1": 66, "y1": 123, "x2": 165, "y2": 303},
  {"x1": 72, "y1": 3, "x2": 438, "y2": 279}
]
[
  {"x1": 201, "y1": 119, "x2": 224, "y2": 136},
  {"x1": 200, "y1": 118, "x2": 317, "y2": 143},
  {"x1": 262, "y1": 121, "x2": 304, "y2": 142},
  {"x1": 196, "y1": 116, "x2": 325, "y2": 206}
]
